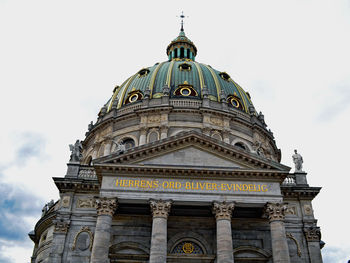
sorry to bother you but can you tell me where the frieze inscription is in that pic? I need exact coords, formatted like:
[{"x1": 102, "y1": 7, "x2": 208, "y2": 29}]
[{"x1": 112, "y1": 177, "x2": 271, "y2": 194}]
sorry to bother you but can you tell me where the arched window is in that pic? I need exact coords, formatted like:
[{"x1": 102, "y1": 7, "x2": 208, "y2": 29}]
[
  {"x1": 187, "y1": 48, "x2": 191, "y2": 58},
  {"x1": 121, "y1": 138, "x2": 135, "y2": 150},
  {"x1": 148, "y1": 131, "x2": 159, "y2": 143},
  {"x1": 174, "y1": 48, "x2": 178, "y2": 58},
  {"x1": 180, "y1": 47, "x2": 185, "y2": 58},
  {"x1": 170, "y1": 241, "x2": 204, "y2": 255},
  {"x1": 234, "y1": 142, "x2": 247, "y2": 151}
]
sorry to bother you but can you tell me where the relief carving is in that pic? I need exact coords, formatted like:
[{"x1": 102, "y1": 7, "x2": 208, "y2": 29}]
[
  {"x1": 60, "y1": 196, "x2": 70, "y2": 208},
  {"x1": 148, "y1": 115, "x2": 161, "y2": 123},
  {"x1": 286, "y1": 205, "x2": 297, "y2": 216},
  {"x1": 303, "y1": 204, "x2": 313, "y2": 215},
  {"x1": 77, "y1": 198, "x2": 94, "y2": 209},
  {"x1": 210, "y1": 117, "x2": 223, "y2": 127}
]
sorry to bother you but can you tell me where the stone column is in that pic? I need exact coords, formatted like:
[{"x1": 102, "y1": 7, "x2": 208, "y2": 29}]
[
  {"x1": 149, "y1": 199, "x2": 172, "y2": 263},
  {"x1": 48, "y1": 217, "x2": 70, "y2": 263},
  {"x1": 139, "y1": 127, "x2": 147, "y2": 146},
  {"x1": 304, "y1": 227, "x2": 323, "y2": 263},
  {"x1": 265, "y1": 203, "x2": 290, "y2": 263},
  {"x1": 213, "y1": 201, "x2": 235, "y2": 263},
  {"x1": 160, "y1": 126, "x2": 168, "y2": 140},
  {"x1": 90, "y1": 197, "x2": 118, "y2": 263}
]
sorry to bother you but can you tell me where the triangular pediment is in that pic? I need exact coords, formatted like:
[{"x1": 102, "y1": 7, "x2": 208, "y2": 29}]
[
  {"x1": 94, "y1": 131, "x2": 290, "y2": 172},
  {"x1": 133, "y1": 145, "x2": 245, "y2": 168}
]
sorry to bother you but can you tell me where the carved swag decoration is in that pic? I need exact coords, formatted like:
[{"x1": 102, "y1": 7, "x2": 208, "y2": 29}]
[
  {"x1": 212, "y1": 201, "x2": 235, "y2": 220},
  {"x1": 95, "y1": 197, "x2": 118, "y2": 216}
]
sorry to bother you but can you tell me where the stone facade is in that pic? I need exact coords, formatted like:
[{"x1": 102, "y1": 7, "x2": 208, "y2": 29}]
[{"x1": 29, "y1": 28, "x2": 323, "y2": 263}]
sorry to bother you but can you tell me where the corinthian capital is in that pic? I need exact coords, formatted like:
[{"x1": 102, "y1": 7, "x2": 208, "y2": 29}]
[
  {"x1": 95, "y1": 197, "x2": 118, "y2": 216},
  {"x1": 150, "y1": 199, "x2": 172, "y2": 219},
  {"x1": 264, "y1": 202, "x2": 288, "y2": 222},
  {"x1": 304, "y1": 227, "x2": 321, "y2": 242},
  {"x1": 53, "y1": 217, "x2": 70, "y2": 234},
  {"x1": 212, "y1": 201, "x2": 235, "y2": 220}
]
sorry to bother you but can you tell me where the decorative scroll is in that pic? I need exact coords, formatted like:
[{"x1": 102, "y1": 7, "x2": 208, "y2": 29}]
[
  {"x1": 72, "y1": 226, "x2": 94, "y2": 251},
  {"x1": 286, "y1": 232, "x2": 301, "y2": 257}
]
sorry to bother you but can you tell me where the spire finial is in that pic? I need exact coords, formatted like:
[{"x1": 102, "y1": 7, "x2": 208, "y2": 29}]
[{"x1": 177, "y1": 11, "x2": 188, "y2": 32}]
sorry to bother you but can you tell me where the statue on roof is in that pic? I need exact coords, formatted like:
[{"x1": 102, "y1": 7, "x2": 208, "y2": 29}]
[
  {"x1": 292, "y1": 149, "x2": 304, "y2": 172},
  {"x1": 69, "y1": 140, "x2": 83, "y2": 162}
]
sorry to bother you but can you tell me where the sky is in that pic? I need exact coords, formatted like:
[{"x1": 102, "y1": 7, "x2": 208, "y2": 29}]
[{"x1": 0, "y1": 0, "x2": 349, "y2": 262}]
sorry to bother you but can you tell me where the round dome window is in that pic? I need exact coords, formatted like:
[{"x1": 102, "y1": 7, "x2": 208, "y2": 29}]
[{"x1": 180, "y1": 87, "x2": 191, "y2": 96}]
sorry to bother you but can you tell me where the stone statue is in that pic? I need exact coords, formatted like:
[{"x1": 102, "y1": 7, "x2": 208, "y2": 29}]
[
  {"x1": 293, "y1": 149, "x2": 304, "y2": 172},
  {"x1": 88, "y1": 121, "x2": 93, "y2": 131},
  {"x1": 112, "y1": 140, "x2": 126, "y2": 154},
  {"x1": 41, "y1": 199, "x2": 55, "y2": 217},
  {"x1": 41, "y1": 203, "x2": 48, "y2": 217},
  {"x1": 69, "y1": 140, "x2": 83, "y2": 162}
]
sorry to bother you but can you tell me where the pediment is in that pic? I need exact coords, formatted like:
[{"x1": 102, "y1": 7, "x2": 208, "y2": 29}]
[
  {"x1": 94, "y1": 131, "x2": 290, "y2": 172},
  {"x1": 134, "y1": 145, "x2": 245, "y2": 168}
]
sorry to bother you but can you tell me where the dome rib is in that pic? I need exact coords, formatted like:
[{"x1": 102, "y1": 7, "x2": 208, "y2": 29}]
[
  {"x1": 149, "y1": 62, "x2": 165, "y2": 97},
  {"x1": 202, "y1": 64, "x2": 221, "y2": 100},
  {"x1": 107, "y1": 76, "x2": 132, "y2": 111},
  {"x1": 230, "y1": 79, "x2": 249, "y2": 113},
  {"x1": 192, "y1": 62, "x2": 205, "y2": 97},
  {"x1": 118, "y1": 73, "x2": 138, "y2": 108},
  {"x1": 166, "y1": 60, "x2": 175, "y2": 88}
]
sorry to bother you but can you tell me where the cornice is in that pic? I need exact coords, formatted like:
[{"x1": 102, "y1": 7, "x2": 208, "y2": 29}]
[
  {"x1": 281, "y1": 186, "x2": 321, "y2": 199},
  {"x1": 53, "y1": 177, "x2": 100, "y2": 193}
]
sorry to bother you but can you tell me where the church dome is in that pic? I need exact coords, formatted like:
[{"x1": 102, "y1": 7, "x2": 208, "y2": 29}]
[
  {"x1": 84, "y1": 27, "x2": 280, "y2": 164},
  {"x1": 104, "y1": 29, "x2": 255, "y2": 115}
]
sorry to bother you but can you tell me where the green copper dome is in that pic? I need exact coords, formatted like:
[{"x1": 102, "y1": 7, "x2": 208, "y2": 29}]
[{"x1": 105, "y1": 30, "x2": 256, "y2": 115}]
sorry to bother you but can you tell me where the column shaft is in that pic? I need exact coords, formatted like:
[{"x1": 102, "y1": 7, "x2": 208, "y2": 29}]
[
  {"x1": 270, "y1": 220, "x2": 290, "y2": 263},
  {"x1": 90, "y1": 197, "x2": 117, "y2": 263},
  {"x1": 213, "y1": 201, "x2": 235, "y2": 263},
  {"x1": 216, "y1": 219, "x2": 234, "y2": 263},
  {"x1": 265, "y1": 202, "x2": 290, "y2": 263},
  {"x1": 90, "y1": 215, "x2": 113, "y2": 263},
  {"x1": 149, "y1": 217, "x2": 167, "y2": 263},
  {"x1": 149, "y1": 200, "x2": 172, "y2": 263}
]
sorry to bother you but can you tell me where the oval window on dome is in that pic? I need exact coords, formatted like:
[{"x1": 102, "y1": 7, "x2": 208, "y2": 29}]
[
  {"x1": 125, "y1": 91, "x2": 143, "y2": 105},
  {"x1": 179, "y1": 63, "x2": 191, "y2": 71},
  {"x1": 174, "y1": 81, "x2": 198, "y2": 97},
  {"x1": 137, "y1": 68, "x2": 150, "y2": 78},
  {"x1": 180, "y1": 87, "x2": 191, "y2": 96},
  {"x1": 219, "y1": 72, "x2": 231, "y2": 81},
  {"x1": 227, "y1": 95, "x2": 243, "y2": 110}
]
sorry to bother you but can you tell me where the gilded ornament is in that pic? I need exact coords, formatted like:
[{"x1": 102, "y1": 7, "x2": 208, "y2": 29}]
[{"x1": 182, "y1": 242, "x2": 194, "y2": 254}]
